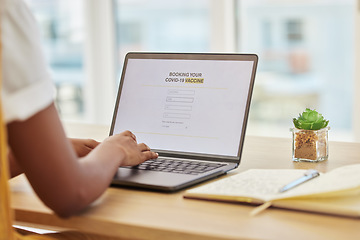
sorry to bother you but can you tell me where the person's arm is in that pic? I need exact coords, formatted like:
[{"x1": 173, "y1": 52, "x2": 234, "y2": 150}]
[
  {"x1": 9, "y1": 138, "x2": 100, "y2": 178},
  {"x1": 70, "y1": 138, "x2": 100, "y2": 157},
  {"x1": 7, "y1": 103, "x2": 157, "y2": 218},
  {"x1": 8, "y1": 148, "x2": 24, "y2": 178}
]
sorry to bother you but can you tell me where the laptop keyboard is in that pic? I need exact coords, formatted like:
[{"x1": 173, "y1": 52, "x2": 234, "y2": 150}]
[{"x1": 130, "y1": 158, "x2": 227, "y2": 175}]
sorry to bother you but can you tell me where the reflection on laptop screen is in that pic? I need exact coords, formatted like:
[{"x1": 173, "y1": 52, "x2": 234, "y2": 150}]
[{"x1": 112, "y1": 57, "x2": 254, "y2": 157}]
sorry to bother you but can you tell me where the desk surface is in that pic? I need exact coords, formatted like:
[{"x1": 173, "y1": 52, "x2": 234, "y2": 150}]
[{"x1": 10, "y1": 123, "x2": 360, "y2": 240}]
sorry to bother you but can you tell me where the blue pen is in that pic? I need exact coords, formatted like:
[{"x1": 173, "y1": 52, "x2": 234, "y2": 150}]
[{"x1": 279, "y1": 169, "x2": 320, "y2": 193}]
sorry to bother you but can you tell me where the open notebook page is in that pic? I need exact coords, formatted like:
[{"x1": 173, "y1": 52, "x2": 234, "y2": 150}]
[{"x1": 185, "y1": 164, "x2": 360, "y2": 202}]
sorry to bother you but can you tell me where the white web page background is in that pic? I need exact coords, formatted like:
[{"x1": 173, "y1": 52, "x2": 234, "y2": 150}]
[{"x1": 113, "y1": 58, "x2": 254, "y2": 156}]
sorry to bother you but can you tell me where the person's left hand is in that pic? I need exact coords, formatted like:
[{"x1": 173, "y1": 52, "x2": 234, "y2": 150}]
[{"x1": 70, "y1": 138, "x2": 100, "y2": 157}]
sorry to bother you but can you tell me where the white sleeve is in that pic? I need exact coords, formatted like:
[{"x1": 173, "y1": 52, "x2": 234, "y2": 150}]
[{"x1": 1, "y1": 0, "x2": 56, "y2": 123}]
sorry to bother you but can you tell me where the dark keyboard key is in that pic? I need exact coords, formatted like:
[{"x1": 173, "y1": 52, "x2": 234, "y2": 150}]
[{"x1": 131, "y1": 158, "x2": 226, "y2": 175}]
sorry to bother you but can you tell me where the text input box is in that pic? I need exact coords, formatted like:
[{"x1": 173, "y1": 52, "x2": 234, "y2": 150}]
[
  {"x1": 166, "y1": 97, "x2": 194, "y2": 103},
  {"x1": 165, "y1": 105, "x2": 192, "y2": 111},
  {"x1": 168, "y1": 89, "x2": 195, "y2": 95},
  {"x1": 163, "y1": 113, "x2": 191, "y2": 119}
]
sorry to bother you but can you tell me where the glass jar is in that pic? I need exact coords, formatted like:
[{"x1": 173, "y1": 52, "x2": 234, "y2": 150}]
[{"x1": 290, "y1": 127, "x2": 329, "y2": 162}]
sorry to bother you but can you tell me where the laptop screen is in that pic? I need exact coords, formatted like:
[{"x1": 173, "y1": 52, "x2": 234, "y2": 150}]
[{"x1": 111, "y1": 53, "x2": 257, "y2": 158}]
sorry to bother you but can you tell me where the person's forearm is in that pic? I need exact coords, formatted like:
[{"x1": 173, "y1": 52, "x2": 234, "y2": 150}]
[
  {"x1": 7, "y1": 103, "x2": 155, "y2": 218},
  {"x1": 8, "y1": 138, "x2": 98, "y2": 178},
  {"x1": 73, "y1": 144, "x2": 125, "y2": 211},
  {"x1": 43, "y1": 155, "x2": 121, "y2": 218},
  {"x1": 8, "y1": 149, "x2": 24, "y2": 178},
  {"x1": 65, "y1": 134, "x2": 156, "y2": 217}
]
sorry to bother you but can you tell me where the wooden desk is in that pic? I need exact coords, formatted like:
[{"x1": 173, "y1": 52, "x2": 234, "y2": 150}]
[{"x1": 10, "y1": 123, "x2": 360, "y2": 240}]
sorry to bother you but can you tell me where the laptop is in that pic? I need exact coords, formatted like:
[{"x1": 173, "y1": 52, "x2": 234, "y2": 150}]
[{"x1": 110, "y1": 52, "x2": 258, "y2": 192}]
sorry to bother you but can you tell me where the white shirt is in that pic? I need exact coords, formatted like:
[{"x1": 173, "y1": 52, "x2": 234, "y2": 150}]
[{"x1": 1, "y1": 0, "x2": 55, "y2": 123}]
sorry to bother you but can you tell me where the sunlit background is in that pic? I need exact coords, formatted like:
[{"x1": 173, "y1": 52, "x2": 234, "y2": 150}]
[{"x1": 25, "y1": 0, "x2": 358, "y2": 141}]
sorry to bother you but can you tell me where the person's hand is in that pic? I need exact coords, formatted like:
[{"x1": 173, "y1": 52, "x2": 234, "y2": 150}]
[
  {"x1": 70, "y1": 138, "x2": 100, "y2": 157},
  {"x1": 101, "y1": 131, "x2": 158, "y2": 166}
]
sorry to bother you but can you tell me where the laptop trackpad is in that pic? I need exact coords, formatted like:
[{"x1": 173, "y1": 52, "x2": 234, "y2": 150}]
[{"x1": 113, "y1": 167, "x2": 218, "y2": 190}]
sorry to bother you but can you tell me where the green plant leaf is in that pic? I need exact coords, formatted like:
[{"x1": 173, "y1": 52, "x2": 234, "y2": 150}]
[{"x1": 293, "y1": 109, "x2": 329, "y2": 130}]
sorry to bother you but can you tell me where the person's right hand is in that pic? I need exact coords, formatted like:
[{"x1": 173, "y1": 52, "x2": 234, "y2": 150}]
[{"x1": 101, "y1": 130, "x2": 158, "y2": 167}]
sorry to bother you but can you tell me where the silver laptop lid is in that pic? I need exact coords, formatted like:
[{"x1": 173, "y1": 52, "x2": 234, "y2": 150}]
[{"x1": 110, "y1": 52, "x2": 258, "y2": 163}]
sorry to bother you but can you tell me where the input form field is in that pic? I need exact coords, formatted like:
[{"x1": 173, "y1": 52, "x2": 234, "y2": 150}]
[
  {"x1": 163, "y1": 113, "x2": 191, "y2": 119},
  {"x1": 166, "y1": 97, "x2": 194, "y2": 103},
  {"x1": 165, "y1": 105, "x2": 192, "y2": 111},
  {"x1": 168, "y1": 89, "x2": 195, "y2": 95}
]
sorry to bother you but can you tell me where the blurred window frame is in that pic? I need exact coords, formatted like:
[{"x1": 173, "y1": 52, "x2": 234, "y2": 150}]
[{"x1": 73, "y1": 0, "x2": 360, "y2": 140}]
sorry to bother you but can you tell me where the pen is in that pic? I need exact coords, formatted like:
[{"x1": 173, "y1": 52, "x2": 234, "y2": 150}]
[{"x1": 279, "y1": 169, "x2": 320, "y2": 193}]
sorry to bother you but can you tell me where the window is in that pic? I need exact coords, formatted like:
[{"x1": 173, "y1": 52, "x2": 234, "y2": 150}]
[
  {"x1": 238, "y1": 0, "x2": 356, "y2": 141},
  {"x1": 113, "y1": 0, "x2": 211, "y2": 71},
  {"x1": 286, "y1": 19, "x2": 304, "y2": 43},
  {"x1": 26, "y1": 0, "x2": 85, "y2": 121},
  {"x1": 25, "y1": 0, "x2": 359, "y2": 142}
]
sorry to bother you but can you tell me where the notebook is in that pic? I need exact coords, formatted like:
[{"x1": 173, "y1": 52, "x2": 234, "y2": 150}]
[
  {"x1": 183, "y1": 164, "x2": 360, "y2": 218},
  {"x1": 110, "y1": 52, "x2": 258, "y2": 191}
]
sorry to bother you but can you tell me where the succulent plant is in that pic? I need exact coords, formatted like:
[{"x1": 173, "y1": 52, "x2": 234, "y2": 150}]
[{"x1": 293, "y1": 108, "x2": 329, "y2": 130}]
